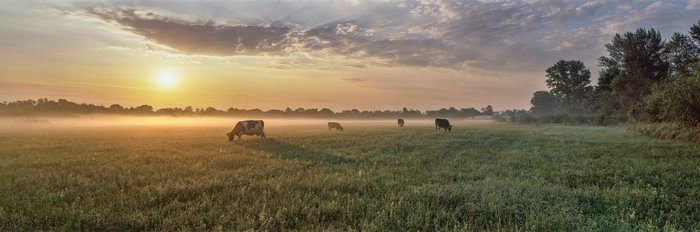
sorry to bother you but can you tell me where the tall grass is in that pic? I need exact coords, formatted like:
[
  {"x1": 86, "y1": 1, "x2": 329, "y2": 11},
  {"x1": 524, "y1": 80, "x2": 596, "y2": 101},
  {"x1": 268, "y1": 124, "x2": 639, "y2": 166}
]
[
  {"x1": 630, "y1": 123, "x2": 700, "y2": 144},
  {"x1": 1, "y1": 123, "x2": 699, "y2": 230}
]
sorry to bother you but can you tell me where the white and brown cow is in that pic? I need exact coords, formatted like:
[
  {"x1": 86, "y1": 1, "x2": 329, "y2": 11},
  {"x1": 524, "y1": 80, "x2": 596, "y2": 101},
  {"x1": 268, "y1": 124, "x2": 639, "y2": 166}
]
[{"x1": 227, "y1": 120, "x2": 265, "y2": 141}]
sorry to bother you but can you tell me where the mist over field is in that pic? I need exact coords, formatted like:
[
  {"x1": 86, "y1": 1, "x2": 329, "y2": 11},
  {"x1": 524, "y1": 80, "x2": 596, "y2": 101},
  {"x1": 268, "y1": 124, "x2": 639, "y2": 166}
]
[{"x1": 0, "y1": 116, "x2": 492, "y2": 129}]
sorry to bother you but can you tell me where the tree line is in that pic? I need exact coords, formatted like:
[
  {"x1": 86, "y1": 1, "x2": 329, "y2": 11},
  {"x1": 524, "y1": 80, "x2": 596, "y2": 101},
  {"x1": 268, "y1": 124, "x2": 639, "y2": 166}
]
[
  {"x1": 509, "y1": 20, "x2": 700, "y2": 127},
  {"x1": 0, "y1": 98, "x2": 495, "y2": 119}
]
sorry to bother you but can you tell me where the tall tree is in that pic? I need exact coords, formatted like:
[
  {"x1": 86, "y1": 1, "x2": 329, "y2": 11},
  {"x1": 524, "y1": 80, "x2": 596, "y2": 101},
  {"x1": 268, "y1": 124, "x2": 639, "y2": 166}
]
[
  {"x1": 597, "y1": 28, "x2": 669, "y2": 113},
  {"x1": 545, "y1": 60, "x2": 592, "y2": 112},
  {"x1": 530, "y1": 91, "x2": 557, "y2": 114},
  {"x1": 691, "y1": 20, "x2": 700, "y2": 45},
  {"x1": 593, "y1": 56, "x2": 623, "y2": 121},
  {"x1": 667, "y1": 32, "x2": 700, "y2": 79}
]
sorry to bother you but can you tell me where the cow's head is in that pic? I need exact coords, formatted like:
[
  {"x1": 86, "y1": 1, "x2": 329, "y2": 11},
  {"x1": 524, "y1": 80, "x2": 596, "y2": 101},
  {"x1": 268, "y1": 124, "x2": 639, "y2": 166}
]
[
  {"x1": 339, "y1": 126, "x2": 344, "y2": 131},
  {"x1": 448, "y1": 125, "x2": 453, "y2": 132},
  {"x1": 227, "y1": 123, "x2": 244, "y2": 141}
]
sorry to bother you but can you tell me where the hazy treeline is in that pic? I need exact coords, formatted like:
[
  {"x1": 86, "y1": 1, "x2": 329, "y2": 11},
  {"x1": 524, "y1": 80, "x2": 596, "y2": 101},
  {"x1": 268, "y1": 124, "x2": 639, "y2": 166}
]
[
  {"x1": 506, "y1": 20, "x2": 700, "y2": 128},
  {"x1": 0, "y1": 98, "x2": 495, "y2": 119}
]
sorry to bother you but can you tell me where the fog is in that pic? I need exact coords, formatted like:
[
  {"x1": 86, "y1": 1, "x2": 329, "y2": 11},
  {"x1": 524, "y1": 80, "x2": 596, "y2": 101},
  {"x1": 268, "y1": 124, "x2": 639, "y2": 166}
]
[{"x1": 0, "y1": 115, "x2": 493, "y2": 130}]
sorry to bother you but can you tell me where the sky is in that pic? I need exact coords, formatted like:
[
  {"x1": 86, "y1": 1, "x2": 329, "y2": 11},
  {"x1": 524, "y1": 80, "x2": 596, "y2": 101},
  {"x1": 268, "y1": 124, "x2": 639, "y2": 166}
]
[{"x1": 1, "y1": 0, "x2": 699, "y2": 111}]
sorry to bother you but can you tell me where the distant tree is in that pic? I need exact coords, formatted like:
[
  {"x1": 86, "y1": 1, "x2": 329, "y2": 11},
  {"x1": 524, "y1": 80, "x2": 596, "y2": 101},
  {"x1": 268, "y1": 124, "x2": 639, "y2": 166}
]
[
  {"x1": 319, "y1": 108, "x2": 335, "y2": 117},
  {"x1": 667, "y1": 32, "x2": 700, "y2": 79},
  {"x1": 426, "y1": 107, "x2": 459, "y2": 118},
  {"x1": 340, "y1": 109, "x2": 361, "y2": 118},
  {"x1": 109, "y1": 104, "x2": 124, "y2": 112},
  {"x1": 459, "y1": 108, "x2": 480, "y2": 118},
  {"x1": 248, "y1": 108, "x2": 263, "y2": 115},
  {"x1": 0, "y1": 98, "x2": 508, "y2": 120},
  {"x1": 545, "y1": 60, "x2": 593, "y2": 112},
  {"x1": 156, "y1": 107, "x2": 183, "y2": 116},
  {"x1": 448, "y1": 107, "x2": 459, "y2": 117},
  {"x1": 530, "y1": 91, "x2": 557, "y2": 114},
  {"x1": 266, "y1": 109, "x2": 284, "y2": 117},
  {"x1": 204, "y1": 107, "x2": 224, "y2": 115},
  {"x1": 132, "y1": 105, "x2": 154, "y2": 114},
  {"x1": 481, "y1": 105, "x2": 494, "y2": 115}
]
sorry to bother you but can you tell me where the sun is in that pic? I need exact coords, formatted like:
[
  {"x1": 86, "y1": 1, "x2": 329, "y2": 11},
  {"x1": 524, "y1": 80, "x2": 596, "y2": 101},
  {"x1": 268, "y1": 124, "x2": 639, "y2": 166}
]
[{"x1": 157, "y1": 72, "x2": 177, "y2": 89}]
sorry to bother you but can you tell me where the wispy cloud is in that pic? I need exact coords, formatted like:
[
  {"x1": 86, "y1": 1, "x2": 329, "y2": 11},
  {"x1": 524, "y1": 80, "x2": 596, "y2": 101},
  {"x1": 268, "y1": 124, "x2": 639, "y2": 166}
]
[
  {"x1": 79, "y1": 1, "x2": 699, "y2": 72},
  {"x1": 85, "y1": 7, "x2": 294, "y2": 56}
]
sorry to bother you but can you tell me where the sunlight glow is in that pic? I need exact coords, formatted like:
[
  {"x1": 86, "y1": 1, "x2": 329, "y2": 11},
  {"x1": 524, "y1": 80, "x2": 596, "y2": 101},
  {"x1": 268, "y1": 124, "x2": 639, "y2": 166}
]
[{"x1": 157, "y1": 72, "x2": 177, "y2": 89}]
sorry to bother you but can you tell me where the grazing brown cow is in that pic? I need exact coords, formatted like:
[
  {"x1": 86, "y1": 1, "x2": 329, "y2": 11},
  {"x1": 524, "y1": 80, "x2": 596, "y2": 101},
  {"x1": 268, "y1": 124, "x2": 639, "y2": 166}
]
[
  {"x1": 328, "y1": 122, "x2": 344, "y2": 131},
  {"x1": 435, "y1": 118, "x2": 452, "y2": 132},
  {"x1": 398, "y1": 118, "x2": 405, "y2": 128},
  {"x1": 227, "y1": 120, "x2": 265, "y2": 141}
]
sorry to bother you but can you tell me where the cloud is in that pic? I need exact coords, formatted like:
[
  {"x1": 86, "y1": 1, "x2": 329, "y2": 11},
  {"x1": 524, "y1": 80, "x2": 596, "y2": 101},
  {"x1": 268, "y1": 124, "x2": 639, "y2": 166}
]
[
  {"x1": 689, "y1": 0, "x2": 700, "y2": 10},
  {"x1": 80, "y1": 1, "x2": 700, "y2": 72},
  {"x1": 301, "y1": 23, "x2": 479, "y2": 68},
  {"x1": 85, "y1": 6, "x2": 479, "y2": 68},
  {"x1": 85, "y1": 7, "x2": 294, "y2": 56}
]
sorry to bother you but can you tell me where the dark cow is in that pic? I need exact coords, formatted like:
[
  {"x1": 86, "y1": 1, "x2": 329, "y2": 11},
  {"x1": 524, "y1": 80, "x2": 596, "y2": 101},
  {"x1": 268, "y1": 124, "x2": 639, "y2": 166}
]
[
  {"x1": 328, "y1": 122, "x2": 343, "y2": 131},
  {"x1": 227, "y1": 120, "x2": 265, "y2": 141},
  {"x1": 435, "y1": 118, "x2": 452, "y2": 132},
  {"x1": 398, "y1": 118, "x2": 405, "y2": 128}
]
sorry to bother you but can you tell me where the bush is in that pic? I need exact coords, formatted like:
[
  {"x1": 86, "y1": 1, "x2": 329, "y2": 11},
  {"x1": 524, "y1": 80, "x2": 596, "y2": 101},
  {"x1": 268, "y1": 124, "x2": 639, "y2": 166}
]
[
  {"x1": 659, "y1": 75, "x2": 700, "y2": 126},
  {"x1": 633, "y1": 72, "x2": 700, "y2": 127}
]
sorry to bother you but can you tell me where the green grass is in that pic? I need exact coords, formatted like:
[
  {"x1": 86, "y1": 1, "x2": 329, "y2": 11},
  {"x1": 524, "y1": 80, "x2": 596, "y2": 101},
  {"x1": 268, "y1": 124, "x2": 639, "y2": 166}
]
[{"x1": 1, "y1": 122, "x2": 700, "y2": 231}]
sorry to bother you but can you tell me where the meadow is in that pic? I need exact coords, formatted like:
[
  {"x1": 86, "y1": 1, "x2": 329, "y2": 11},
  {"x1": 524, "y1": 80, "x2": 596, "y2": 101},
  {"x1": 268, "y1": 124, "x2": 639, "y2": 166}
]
[{"x1": 1, "y1": 119, "x2": 699, "y2": 231}]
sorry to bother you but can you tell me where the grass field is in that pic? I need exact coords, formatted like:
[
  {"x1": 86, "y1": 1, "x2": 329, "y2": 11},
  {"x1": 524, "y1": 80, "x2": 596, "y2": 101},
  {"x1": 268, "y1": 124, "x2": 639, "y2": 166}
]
[{"x1": 1, "y1": 120, "x2": 700, "y2": 231}]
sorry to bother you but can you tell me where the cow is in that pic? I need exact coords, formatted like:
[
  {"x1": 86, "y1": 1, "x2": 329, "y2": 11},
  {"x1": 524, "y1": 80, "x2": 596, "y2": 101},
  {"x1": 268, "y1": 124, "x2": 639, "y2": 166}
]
[
  {"x1": 328, "y1": 122, "x2": 343, "y2": 131},
  {"x1": 435, "y1": 118, "x2": 452, "y2": 132},
  {"x1": 398, "y1": 118, "x2": 405, "y2": 128},
  {"x1": 226, "y1": 120, "x2": 265, "y2": 141}
]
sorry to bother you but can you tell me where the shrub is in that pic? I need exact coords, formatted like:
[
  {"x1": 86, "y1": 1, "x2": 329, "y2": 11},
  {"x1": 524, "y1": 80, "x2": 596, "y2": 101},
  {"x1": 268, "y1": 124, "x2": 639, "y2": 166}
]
[{"x1": 634, "y1": 71, "x2": 700, "y2": 127}]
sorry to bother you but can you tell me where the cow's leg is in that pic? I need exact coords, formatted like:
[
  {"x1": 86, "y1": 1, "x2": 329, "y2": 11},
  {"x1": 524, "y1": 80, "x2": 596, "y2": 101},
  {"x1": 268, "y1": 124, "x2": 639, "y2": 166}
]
[{"x1": 237, "y1": 134, "x2": 242, "y2": 140}]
